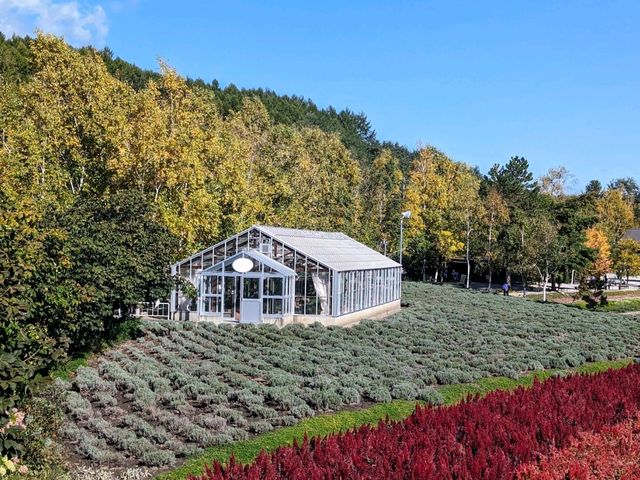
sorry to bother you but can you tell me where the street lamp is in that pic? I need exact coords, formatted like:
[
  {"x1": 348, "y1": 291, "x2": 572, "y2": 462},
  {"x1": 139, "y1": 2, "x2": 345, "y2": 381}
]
[{"x1": 399, "y1": 211, "x2": 411, "y2": 270}]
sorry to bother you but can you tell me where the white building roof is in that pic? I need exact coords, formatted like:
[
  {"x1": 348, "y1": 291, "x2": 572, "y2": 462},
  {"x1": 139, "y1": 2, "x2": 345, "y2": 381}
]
[
  {"x1": 256, "y1": 225, "x2": 401, "y2": 272},
  {"x1": 623, "y1": 228, "x2": 640, "y2": 242}
]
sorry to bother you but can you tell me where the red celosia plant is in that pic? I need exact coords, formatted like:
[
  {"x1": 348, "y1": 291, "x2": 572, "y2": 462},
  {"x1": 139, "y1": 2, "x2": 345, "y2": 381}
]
[
  {"x1": 191, "y1": 365, "x2": 640, "y2": 480},
  {"x1": 517, "y1": 415, "x2": 640, "y2": 480}
]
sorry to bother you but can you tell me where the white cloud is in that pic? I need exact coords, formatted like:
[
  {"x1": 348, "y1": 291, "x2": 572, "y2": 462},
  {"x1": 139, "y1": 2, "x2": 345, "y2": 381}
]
[{"x1": 0, "y1": 0, "x2": 108, "y2": 46}]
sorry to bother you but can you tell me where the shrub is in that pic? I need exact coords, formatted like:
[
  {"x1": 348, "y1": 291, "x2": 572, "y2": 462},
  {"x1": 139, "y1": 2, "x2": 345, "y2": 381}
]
[
  {"x1": 365, "y1": 385, "x2": 391, "y2": 403},
  {"x1": 417, "y1": 387, "x2": 444, "y2": 406},
  {"x1": 338, "y1": 387, "x2": 361, "y2": 405},
  {"x1": 75, "y1": 367, "x2": 117, "y2": 395},
  {"x1": 249, "y1": 421, "x2": 273, "y2": 434},
  {"x1": 245, "y1": 404, "x2": 279, "y2": 420},
  {"x1": 194, "y1": 414, "x2": 227, "y2": 431},
  {"x1": 289, "y1": 403, "x2": 314, "y2": 419},
  {"x1": 64, "y1": 391, "x2": 93, "y2": 420},
  {"x1": 272, "y1": 415, "x2": 297, "y2": 427},
  {"x1": 122, "y1": 415, "x2": 170, "y2": 444},
  {"x1": 226, "y1": 427, "x2": 249, "y2": 442},
  {"x1": 139, "y1": 449, "x2": 175, "y2": 467},
  {"x1": 391, "y1": 382, "x2": 418, "y2": 400},
  {"x1": 93, "y1": 392, "x2": 118, "y2": 407},
  {"x1": 211, "y1": 407, "x2": 248, "y2": 427},
  {"x1": 309, "y1": 389, "x2": 342, "y2": 410}
]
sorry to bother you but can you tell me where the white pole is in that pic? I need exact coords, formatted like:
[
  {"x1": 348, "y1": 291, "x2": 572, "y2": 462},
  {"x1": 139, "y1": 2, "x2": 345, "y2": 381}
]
[
  {"x1": 399, "y1": 217, "x2": 404, "y2": 268},
  {"x1": 399, "y1": 211, "x2": 410, "y2": 275}
]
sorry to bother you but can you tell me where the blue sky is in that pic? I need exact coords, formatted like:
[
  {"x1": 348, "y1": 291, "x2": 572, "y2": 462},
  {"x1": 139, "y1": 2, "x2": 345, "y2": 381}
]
[{"x1": 2, "y1": 0, "x2": 639, "y2": 190}]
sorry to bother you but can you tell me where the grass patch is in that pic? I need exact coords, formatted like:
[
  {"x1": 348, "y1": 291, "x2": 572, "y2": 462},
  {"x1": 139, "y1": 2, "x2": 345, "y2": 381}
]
[
  {"x1": 526, "y1": 289, "x2": 640, "y2": 302},
  {"x1": 156, "y1": 358, "x2": 632, "y2": 480},
  {"x1": 49, "y1": 318, "x2": 143, "y2": 381},
  {"x1": 524, "y1": 291, "x2": 573, "y2": 301},
  {"x1": 567, "y1": 298, "x2": 640, "y2": 313},
  {"x1": 574, "y1": 358, "x2": 633, "y2": 374},
  {"x1": 49, "y1": 354, "x2": 90, "y2": 381},
  {"x1": 437, "y1": 370, "x2": 554, "y2": 404}
]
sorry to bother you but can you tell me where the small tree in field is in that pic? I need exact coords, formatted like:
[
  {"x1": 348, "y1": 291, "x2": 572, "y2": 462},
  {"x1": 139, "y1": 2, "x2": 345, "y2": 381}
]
[
  {"x1": 585, "y1": 227, "x2": 612, "y2": 280},
  {"x1": 530, "y1": 217, "x2": 561, "y2": 302},
  {"x1": 581, "y1": 226, "x2": 612, "y2": 307}
]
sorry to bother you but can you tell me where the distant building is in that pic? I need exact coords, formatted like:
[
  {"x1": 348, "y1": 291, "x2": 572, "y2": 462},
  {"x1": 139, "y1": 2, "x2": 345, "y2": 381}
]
[
  {"x1": 171, "y1": 225, "x2": 402, "y2": 326},
  {"x1": 622, "y1": 228, "x2": 640, "y2": 242}
]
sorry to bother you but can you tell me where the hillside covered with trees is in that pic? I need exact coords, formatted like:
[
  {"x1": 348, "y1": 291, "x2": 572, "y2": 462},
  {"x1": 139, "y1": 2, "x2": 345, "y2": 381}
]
[{"x1": 1, "y1": 32, "x2": 639, "y2": 477}]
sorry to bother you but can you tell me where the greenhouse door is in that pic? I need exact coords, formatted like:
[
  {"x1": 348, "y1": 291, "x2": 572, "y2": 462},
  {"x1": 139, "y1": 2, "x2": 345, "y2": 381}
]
[
  {"x1": 240, "y1": 276, "x2": 261, "y2": 324},
  {"x1": 224, "y1": 276, "x2": 241, "y2": 321}
]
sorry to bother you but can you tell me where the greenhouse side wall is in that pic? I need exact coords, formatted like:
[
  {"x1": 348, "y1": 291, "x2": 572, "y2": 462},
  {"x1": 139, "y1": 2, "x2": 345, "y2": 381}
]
[{"x1": 335, "y1": 267, "x2": 402, "y2": 317}]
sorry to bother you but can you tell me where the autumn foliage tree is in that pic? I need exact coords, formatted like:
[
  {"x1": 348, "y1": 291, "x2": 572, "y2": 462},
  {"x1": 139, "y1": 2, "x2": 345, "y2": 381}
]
[
  {"x1": 613, "y1": 238, "x2": 640, "y2": 286},
  {"x1": 595, "y1": 188, "x2": 635, "y2": 249},
  {"x1": 362, "y1": 148, "x2": 405, "y2": 253},
  {"x1": 403, "y1": 147, "x2": 480, "y2": 281},
  {"x1": 585, "y1": 227, "x2": 612, "y2": 279}
]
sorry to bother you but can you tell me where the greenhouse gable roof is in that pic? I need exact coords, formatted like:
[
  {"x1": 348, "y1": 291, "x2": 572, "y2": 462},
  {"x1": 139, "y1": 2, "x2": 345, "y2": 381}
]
[
  {"x1": 256, "y1": 225, "x2": 401, "y2": 272},
  {"x1": 202, "y1": 249, "x2": 296, "y2": 276}
]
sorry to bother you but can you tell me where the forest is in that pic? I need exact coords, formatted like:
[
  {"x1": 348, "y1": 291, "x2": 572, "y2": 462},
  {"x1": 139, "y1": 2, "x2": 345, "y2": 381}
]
[{"x1": 0, "y1": 32, "x2": 639, "y2": 477}]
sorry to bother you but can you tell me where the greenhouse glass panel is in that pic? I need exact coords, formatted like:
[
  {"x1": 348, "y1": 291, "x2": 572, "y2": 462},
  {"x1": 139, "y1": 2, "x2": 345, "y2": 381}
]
[
  {"x1": 295, "y1": 253, "x2": 306, "y2": 314},
  {"x1": 249, "y1": 229, "x2": 260, "y2": 249},
  {"x1": 179, "y1": 262, "x2": 190, "y2": 279},
  {"x1": 225, "y1": 239, "x2": 236, "y2": 258},
  {"x1": 283, "y1": 245, "x2": 295, "y2": 270},
  {"x1": 265, "y1": 277, "x2": 283, "y2": 296},
  {"x1": 315, "y1": 265, "x2": 331, "y2": 315},
  {"x1": 191, "y1": 255, "x2": 203, "y2": 274},
  {"x1": 213, "y1": 244, "x2": 225, "y2": 264},
  {"x1": 383, "y1": 269, "x2": 388, "y2": 301},
  {"x1": 305, "y1": 259, "x2": 318, "y2": 315},
  {"x1": 202, "y1": 249, "x2": 214, "y2": 269},
  {"x1": 237, "y1": 232, "x2": 249, "y2": 252},
  {"x1": 272, "y1": 240, "x2": 283, "y2": 263}
]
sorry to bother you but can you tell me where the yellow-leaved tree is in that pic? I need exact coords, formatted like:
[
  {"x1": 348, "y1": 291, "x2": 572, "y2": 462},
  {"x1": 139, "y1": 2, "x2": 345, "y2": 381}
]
[
  {"x1": 595, "y1": 188, "x2": 634, "y2": 248},
  {"x1": 612, "y1": 238, "x2": 640, "y2": 286},
  {"x1": 361, "y1": 148, "x2": 405, "y2": 251},
  {"x1": 294, "y1": 127, "x2": 363, "y2": 236},
  {"x1": 216, "y1": 97, "x2": 277, "y2": 235},
  {"x1": 2, "y1": 32, "x2": 133, "y2": 209},
  {"x1": 585, "y1": 226, "x2": 612, "y2": 279},
  {"x1": 109, "y1": 62, "x2": 224, "y2": 252},
  {"x1": 403, "y1": 146, "x2": 480, "y2": 280}
]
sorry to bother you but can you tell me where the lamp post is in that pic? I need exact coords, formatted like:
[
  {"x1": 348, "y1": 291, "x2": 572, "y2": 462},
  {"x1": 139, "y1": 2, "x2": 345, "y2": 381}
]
[
  {"x1": 399, "y1": 211, "x2": 411, "y2": 270},
  {"x1": 380, "y1": 239, "x2": 388, "y2": 256}
]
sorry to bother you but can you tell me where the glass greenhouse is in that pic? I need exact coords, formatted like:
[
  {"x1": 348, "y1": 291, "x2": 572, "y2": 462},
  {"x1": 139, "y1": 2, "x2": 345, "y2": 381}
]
[{"x1": 171, "y1": 225, "x2": 402, "y2": 326}]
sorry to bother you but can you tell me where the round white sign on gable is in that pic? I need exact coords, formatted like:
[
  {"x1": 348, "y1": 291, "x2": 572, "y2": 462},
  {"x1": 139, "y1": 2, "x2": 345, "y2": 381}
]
[{"x1": 232, "y1": 257, "x2": 254, "y2": 273}]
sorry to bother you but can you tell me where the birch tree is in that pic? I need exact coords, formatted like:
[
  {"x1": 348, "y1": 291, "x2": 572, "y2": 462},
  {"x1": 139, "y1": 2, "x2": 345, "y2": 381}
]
[
  {"x1": 482, "y1": 189, "x2": 509, "y2": 290},
  {"x1": 531, "y1": 217, "x2": 561, "y2": 302}
]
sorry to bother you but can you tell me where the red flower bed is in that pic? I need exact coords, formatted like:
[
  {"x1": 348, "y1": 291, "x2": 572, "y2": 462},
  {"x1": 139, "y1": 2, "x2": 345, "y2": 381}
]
[
  {"x1": 192, "y1": 366, "x2": 640, "y2": 480},
  {"x1": 516, "y1": 415, "x2": 640, "y2": 480}
]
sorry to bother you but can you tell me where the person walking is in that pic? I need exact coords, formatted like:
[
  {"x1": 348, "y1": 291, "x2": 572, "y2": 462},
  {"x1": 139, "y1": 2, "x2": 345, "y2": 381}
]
[{"x1": 502, "y1": 281, "x2": 510, "y2": 296}]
